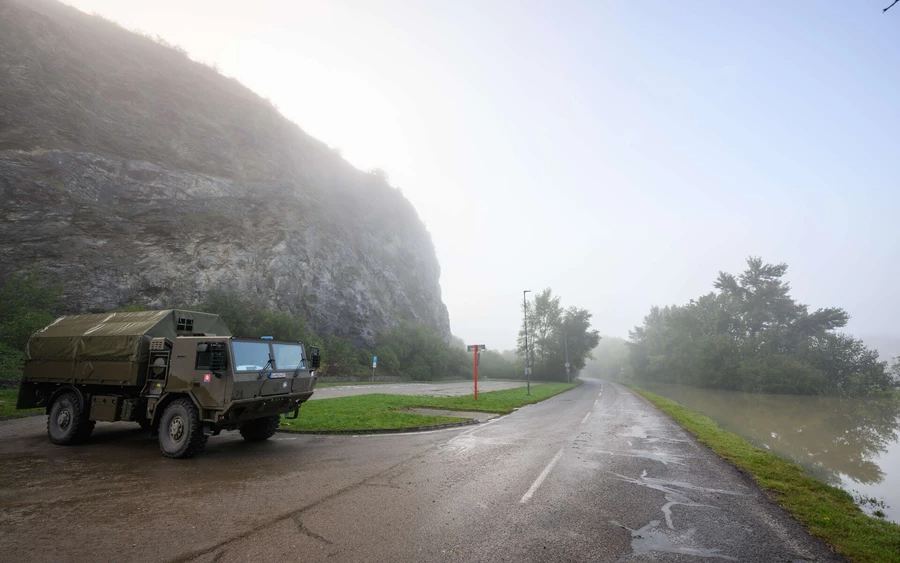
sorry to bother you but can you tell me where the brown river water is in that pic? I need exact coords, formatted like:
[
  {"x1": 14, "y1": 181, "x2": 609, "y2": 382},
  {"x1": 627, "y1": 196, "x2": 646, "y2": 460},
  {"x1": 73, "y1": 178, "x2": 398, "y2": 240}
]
[{"x1": 639, "y1": 383, "x2": 900, "y2": 523}]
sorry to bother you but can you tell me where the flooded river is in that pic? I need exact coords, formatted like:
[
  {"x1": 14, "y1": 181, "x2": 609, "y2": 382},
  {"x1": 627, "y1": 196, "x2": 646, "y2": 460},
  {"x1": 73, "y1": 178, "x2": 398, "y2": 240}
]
[{"x1": 639, "y1": 383, "x2": 900, "y2": 523}]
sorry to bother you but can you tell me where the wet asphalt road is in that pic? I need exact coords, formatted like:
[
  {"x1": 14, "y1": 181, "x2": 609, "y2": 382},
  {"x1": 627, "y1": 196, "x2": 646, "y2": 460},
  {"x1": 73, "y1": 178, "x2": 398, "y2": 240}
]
[{"x1": 0, "y1": 379, "x2": 842, "y2": 562}]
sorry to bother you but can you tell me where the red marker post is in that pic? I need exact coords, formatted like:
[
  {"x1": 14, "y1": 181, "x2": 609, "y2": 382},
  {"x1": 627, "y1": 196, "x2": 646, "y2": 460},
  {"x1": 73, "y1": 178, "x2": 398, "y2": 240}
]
[{"x1": 467, "y1": 344, "x2": 486, "y2": 400}]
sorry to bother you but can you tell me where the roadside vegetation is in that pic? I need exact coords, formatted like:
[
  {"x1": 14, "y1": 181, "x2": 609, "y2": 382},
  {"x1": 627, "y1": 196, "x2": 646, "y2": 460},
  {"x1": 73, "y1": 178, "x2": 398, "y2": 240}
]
[
  {"x1": 0, "y1": 271, "x2": 62, "y2": 386},
  {"x1": 0, "y1": 275, "x2": 599, "y2": 388},
  {"x1": 280, "y1": 383, "x2": 579, "y2": 432},
  {"x1": 626, "y1": 257, "x2": 900, "y2": 397},
  {"x1": 632, "y1": 386, "x2": 900, "y2": 563},
  {"x1": 0, "y1": 388, "x2": 40, "y2": 417}
]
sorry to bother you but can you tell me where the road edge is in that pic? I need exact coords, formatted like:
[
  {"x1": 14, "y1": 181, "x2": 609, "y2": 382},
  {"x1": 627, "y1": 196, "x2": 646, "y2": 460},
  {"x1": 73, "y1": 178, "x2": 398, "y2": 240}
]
[
  {"x1": 628, "y1": 384, "x2": 900, "y2": 563},
  {"x1": 276, "y1": 418, "x2": 478, "y2": 435},
  {"x1": 0, "y1": 410, "x2": 42, "y2": 422}
]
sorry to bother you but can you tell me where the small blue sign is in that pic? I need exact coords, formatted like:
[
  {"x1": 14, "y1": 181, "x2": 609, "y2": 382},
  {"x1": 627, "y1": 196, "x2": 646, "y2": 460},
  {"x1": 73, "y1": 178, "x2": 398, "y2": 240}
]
[{"x1": 372, "y1": 356, "x2": 378, "y2": 368}]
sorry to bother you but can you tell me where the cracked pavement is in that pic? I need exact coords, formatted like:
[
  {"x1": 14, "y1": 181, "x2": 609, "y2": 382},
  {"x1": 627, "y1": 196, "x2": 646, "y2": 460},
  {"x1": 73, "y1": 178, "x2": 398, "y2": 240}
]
[{"x1": 0, "y1": 379, "x2": 843, "y2": 562}]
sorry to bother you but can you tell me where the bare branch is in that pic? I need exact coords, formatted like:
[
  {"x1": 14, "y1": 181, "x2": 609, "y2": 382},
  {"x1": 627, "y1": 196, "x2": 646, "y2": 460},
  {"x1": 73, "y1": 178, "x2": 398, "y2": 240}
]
[{"x1": 885, "y1": 0, "x2": 899, "y2": 13}]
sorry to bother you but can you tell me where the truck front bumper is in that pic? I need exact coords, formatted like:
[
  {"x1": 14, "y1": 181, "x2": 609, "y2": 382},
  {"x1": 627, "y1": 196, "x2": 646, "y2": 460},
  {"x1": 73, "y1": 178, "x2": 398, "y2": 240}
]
[{"x1": 216, "y1": 391, "x2": 314, "y2": 425}]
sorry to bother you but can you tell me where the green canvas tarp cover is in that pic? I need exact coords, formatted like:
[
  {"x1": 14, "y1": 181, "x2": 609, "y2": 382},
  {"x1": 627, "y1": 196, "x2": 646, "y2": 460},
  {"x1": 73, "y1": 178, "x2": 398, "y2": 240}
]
[{"x1": 25, "y1": 310, "x2": 231, "y2": 362}]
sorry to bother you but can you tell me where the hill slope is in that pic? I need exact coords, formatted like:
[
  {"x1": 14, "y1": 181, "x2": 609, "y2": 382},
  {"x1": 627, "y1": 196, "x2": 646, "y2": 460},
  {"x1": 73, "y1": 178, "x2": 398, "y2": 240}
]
[{"x1": 0, "y1": 0, "x2": 450, "y2": 345}]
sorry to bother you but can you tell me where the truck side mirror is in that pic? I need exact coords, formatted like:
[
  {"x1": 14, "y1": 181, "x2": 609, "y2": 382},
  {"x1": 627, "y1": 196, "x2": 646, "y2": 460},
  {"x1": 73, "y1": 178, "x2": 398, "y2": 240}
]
[{"x1": 308, "y1": 347, "x2": 321, "y2": 370}]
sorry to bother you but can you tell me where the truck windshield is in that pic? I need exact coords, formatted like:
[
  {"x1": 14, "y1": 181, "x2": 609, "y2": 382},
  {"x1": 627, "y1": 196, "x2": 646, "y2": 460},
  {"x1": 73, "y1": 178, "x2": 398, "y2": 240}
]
[
  {"x1": 232, "y1": 341, "x2": 271, "y2": 371},
  {"x1": 273, "y1": 343, "x2": 305, "y2": 370}
]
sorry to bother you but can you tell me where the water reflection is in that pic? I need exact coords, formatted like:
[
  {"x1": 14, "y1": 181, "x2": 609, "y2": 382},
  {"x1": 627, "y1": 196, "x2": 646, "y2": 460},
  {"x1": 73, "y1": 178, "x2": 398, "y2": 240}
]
[{"x1": 640, "y1": 384, "x2": 900, "y2": 488}]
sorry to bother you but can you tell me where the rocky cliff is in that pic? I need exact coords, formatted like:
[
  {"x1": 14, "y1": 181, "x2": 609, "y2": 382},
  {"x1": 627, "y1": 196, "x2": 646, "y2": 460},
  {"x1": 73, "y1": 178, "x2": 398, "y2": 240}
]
[{"x1": 0, "y1": 0, "x2": 450, "y2": 346}]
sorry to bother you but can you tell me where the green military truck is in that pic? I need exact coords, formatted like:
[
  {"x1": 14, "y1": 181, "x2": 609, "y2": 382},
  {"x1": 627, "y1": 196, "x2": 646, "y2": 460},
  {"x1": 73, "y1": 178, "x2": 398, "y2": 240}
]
[{"x1": 16, "y1": 309, "x2": 321, "y2": 458}]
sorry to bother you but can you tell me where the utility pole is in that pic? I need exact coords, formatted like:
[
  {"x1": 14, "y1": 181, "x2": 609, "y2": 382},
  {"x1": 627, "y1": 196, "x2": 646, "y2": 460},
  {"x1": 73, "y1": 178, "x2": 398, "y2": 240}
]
[
  {"x1": 523, "y1": 289, "x2": 531, "y2": 395},
  {"x1": 564, "y1": 332, "x2": 570, "y2": 384}
]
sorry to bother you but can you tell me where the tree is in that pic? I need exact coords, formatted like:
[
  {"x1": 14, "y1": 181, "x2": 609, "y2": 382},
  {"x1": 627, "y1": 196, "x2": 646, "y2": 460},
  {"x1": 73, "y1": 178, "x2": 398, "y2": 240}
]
[
  {"x1": 0, "y1": 271, "x2": 63, "y2": 351},
  {"x1": 376, "y1": 322, "x2": 460, "y2": 381},
  {"x1": 368, "y1": 168, "x2": 389, "y2": 183},
  {"x1": 516, "y1": 289, "x2": 601, "y2": 381},
  {"x1": 0, "y1": 270, "x2": 64, "y2": 382},
  {"x1": 628, "y1": 257, "x2": 897, "y2": 397}
]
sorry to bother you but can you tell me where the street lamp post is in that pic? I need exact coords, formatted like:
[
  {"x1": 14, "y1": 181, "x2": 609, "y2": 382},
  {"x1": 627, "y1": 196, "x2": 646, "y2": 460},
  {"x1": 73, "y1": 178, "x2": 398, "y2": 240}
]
[
  {"x1": 564, "y1": 332, "x2": 570, "y2": 384},
  {"x1": 523, "y1": 289, "x2": 531, "y2": 396}
]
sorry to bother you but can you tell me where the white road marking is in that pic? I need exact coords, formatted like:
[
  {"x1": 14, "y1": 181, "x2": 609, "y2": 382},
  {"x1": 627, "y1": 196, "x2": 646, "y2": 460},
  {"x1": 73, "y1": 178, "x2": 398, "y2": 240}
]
[
  {"x1": 581, "y1": 412, "x2": 592, "y2": 424},
  {"x1": 520, "y1": 448, "x2": 565, "y2": 504},
  {"x1": 594, "y1": 398, "x2": 599, "y2": 406}
]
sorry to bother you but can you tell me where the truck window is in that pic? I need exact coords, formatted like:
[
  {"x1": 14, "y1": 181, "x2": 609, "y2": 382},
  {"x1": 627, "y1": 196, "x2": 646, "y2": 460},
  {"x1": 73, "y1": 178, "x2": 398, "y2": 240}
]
[
  {"x1": 195, "y1": 343, "x2": 212, "y2": 369},
  {"x1": 273, "y1": 343, "x2": 305, "y2": 370},
  {"x1": 232, "y1": 341, "x2": 271, "y2": 371}
]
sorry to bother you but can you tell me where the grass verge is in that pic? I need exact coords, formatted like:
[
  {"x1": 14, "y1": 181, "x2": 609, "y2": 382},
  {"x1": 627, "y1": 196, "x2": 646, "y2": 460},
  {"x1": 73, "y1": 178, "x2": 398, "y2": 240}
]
[
  {"x1": 630, "y1": 386, "x2": 900, "y2": 563},
  {"x1": 281, "y1": 382, "x2": 579, "y2": 432},
  {"x1": 0, "y1": 388, "x2": 40, "y2": 418}
]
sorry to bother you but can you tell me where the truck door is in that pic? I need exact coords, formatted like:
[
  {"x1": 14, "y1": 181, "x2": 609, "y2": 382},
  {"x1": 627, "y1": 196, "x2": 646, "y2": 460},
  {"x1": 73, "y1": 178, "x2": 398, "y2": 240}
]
[{"x1": 191, "y1": 342, "x2": 228, "y2": 408}]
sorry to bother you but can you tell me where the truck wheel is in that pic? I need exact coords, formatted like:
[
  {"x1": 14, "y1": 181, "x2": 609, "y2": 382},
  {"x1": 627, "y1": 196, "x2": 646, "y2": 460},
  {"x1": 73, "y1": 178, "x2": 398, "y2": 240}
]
[
  {"x1": 158, "y1": 398, "x2": 208, "y2": 459},
  {"x1": 47, "y1": 392, "x2": 95, "y2": 445},
  {"x1": 239, "y1": 415, "x2": 281, "y2": 442}
]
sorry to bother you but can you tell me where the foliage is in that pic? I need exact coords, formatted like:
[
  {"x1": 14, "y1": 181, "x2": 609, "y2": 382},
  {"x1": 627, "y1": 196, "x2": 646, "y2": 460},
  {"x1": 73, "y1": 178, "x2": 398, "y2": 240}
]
[
  {"x1": 632, "y1": 386, "x2": 900, "y2": 563},
  {"x1": 113, "y1": 304, "x2": 151, "y2": 312},
  {"x1": 318, "y1": 334, "x2": 365, "y2": 377},
  {"x1": 516, "y1": 289, "x2": 601, "y2": 381},
  {"x1": 374, "y1": 322, "x2": 467, "y2": 381},
  {"x1": 0, "y1": 271, "x2": 63, "y2": 352},
  {"x1": 0, "y1": 343, "x2": 24, "y2": 383},
  {"x1": 628, "y1": 257, "x2": 898, "y2": 396},
  {"x1": 199, "y1": 290, "x2": 315, "y2": 342},
  {"x1": 478, "y1": 350, "x2": 522, "y2": 380},
  {"x1": 0, "y1": 271, "x2": 63, "y2": 382}
]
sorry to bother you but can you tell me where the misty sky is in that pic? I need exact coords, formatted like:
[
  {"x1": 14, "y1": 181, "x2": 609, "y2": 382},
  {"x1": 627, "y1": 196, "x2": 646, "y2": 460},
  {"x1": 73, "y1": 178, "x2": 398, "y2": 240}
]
[{"x1": 63, "y1": 0, "x2": 900, "y2": 352}]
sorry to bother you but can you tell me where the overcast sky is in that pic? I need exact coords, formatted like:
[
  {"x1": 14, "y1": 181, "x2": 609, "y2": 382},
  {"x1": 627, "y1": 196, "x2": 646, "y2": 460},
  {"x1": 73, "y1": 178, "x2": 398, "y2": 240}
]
[{"x1": 64, "y1": 0, "x2": 900, "y2": 352}]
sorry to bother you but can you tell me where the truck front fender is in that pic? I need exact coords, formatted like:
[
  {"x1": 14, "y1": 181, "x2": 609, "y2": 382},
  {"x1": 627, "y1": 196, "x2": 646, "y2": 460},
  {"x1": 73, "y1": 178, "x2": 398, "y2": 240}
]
[{"x1": 148, "y1": 392, "x2": 204, "y2": 426}]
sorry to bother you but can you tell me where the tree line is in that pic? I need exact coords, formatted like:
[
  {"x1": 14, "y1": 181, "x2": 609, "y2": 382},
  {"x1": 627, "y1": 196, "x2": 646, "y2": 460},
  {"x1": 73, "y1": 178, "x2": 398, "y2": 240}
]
[
  {"x1": 628, "y1": 257, "x2": 899, "y2": 397},
  {"x1": 516, "y1": 288, "x2": 601, "y2": 382}
]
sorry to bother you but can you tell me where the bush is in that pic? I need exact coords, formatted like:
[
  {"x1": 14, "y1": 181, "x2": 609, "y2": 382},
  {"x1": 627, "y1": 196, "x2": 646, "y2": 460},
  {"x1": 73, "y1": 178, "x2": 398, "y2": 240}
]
[
  {"x1": 0, "y1": 343, "x2": 23, "y2": 383},
  {"x1": 0, "y1": 271, "x2": 62, "y2": 351}
]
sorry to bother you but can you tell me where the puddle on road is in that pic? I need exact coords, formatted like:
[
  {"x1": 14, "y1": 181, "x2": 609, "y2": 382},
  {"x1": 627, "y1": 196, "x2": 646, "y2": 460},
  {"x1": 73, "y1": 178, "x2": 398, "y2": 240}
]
[{"x1": 611, "y1": 520, "x2": 737, "y2": 561}]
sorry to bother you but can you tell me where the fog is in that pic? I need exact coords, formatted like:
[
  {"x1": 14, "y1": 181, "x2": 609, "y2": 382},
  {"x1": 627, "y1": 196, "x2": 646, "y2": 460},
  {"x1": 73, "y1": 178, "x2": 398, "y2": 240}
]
[{"x1": 62, "y1": 0, "x2": 900, "y2": 352}]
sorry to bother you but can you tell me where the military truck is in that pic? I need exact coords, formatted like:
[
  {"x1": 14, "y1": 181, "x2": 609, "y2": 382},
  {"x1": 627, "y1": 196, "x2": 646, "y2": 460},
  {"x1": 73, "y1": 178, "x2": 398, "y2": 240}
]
[{"x1": 16, "y1": 309, "x2": 321, "y2": 458}]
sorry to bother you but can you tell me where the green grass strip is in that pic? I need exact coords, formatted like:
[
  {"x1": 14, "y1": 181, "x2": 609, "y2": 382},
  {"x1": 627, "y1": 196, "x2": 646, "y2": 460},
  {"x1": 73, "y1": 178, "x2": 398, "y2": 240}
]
[
  {"x1": 281, "y1": 382, "x2": 579, "y2": 432},
  {"x1": 630, "y1": 385, "x2": 900, "y2": 563},
  {"x1": 0, "y1": 388, "x2": 40, "y2": 417}
]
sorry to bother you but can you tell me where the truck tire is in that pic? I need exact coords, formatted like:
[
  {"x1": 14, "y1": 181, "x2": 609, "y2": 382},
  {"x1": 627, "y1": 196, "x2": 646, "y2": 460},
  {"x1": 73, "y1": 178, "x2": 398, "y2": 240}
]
[
  {"x1": 158, "y1": 398, "x2": 208, "y2": 459},
  {"x1": 239, "y1": 415, "x2": 280, "y2": 442},
  {"x1": 47, "y1": 391, "x2": 95, "y2": 445}
]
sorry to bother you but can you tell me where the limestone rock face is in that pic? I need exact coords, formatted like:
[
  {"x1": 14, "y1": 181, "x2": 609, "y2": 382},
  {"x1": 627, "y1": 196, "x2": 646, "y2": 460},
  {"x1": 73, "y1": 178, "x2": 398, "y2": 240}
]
[{"x1": 0, "y1": 0, "x2": 450, "y2": 346}]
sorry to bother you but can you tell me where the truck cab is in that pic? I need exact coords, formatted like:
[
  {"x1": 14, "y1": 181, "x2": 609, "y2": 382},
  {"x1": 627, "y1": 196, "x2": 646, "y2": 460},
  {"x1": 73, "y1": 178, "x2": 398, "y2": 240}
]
[{"x1": 145, "y1": 336, "x2": 319, "y2": 429}]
